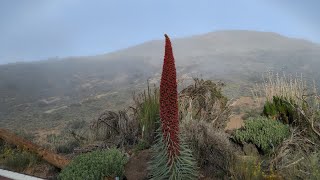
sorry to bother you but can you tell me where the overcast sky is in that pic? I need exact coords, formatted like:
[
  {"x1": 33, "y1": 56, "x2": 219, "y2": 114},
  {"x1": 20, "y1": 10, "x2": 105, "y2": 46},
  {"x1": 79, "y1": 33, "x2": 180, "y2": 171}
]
[{"x1": 0, "y1": 0, "x2": 319, "y2": 64}]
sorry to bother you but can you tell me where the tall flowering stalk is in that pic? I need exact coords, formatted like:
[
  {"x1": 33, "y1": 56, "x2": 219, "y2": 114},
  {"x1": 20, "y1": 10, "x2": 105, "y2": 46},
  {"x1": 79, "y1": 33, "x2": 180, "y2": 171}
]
[
  {"x1": 160, "y1": 34, "x2": 180, "y2": 159},
  {"x1": 149, "y1": 34, "x2": 198, "y2": 180}
]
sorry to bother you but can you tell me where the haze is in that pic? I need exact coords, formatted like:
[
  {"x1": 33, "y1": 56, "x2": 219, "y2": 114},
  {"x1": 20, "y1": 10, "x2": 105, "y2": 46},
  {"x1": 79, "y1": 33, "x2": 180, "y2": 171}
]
[{"x1": 0, "y1": 0, "x2": 320, "y2": 64}]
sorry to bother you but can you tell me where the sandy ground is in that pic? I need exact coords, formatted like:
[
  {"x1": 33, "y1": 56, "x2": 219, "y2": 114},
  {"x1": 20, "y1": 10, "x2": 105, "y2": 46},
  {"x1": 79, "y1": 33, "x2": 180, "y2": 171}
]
[{"x1": 225, "y1": 96, "x2": 264, "y2": 130}]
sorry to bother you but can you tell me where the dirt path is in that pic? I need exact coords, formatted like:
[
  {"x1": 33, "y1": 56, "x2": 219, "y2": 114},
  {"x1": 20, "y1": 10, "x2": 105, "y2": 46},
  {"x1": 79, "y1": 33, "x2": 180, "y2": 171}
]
[
  {"x1": 225, "y1": 97, "x2": 264, "y2": 131},
  {"x1": 226, "y1": 114, "x2": 244, "y2": 130},
  {"x1": 124, "y1": 149, "x2": 152, "y2": 180}
]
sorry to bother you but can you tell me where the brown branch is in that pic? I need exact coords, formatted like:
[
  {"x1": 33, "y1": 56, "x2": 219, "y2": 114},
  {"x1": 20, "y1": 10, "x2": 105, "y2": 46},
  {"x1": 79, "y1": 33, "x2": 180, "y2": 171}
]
[{"x1": 0, "y1": 128, "x2": 70, "y2": 169}]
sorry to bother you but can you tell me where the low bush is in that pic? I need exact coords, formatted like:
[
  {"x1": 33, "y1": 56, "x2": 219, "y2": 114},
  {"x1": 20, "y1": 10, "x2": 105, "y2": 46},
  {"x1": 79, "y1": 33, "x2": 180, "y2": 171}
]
[
  {"x1": 181, "y1": 120, "x2": 236, "y2": 178},
  {"x1": 55, "y1": 140, "x2": 80, "y2": 154},
  {"x1": 179, "y1": 78, "x2": 230, "y2": 129},
  {"x1": 59, "y1": 148, "x2": 128, "y2": 180},
  {"x1": 233, "y1": 116, "x2": 290, "y2": 153},
  {"x1": 133, "y1": 139, "x2": 149, "y2": 154},
  {"x1": 1, "y1": 145, "x2": 38, "y2": 171},
  {"x1": 230, "y1": 156, "x2": 264, "y2": 180},
  {"x1": 263, "y1": 96, "x2": 297, "y2": 124}
]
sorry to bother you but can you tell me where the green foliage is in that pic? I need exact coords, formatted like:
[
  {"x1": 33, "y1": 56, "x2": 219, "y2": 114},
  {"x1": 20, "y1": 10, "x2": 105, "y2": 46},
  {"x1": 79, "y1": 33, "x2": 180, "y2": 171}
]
[
  {"x1": 0, "y1": 145, "x2": 38, "y2": 171},
  {"x1": 231, "y1": 156, "x2": 264, "y2": 180},
  {"x1": 134, "y1": 139, "x2": 149, "y2": 154},
  {"x1": 263, "y1": 96, "x2": 297, "y2": 124},
  {"x1": 59, "y1": 148, "x2": 128, "y2": 180},
  {"x1": 134, "y1": 83, "x2": 160, "y2": 143},
  {"x1": 149, "y1": 131, "x2": 198, "y2": 180},
  {"x1": 233, "y1": 116, "x2": 290, "y2": 153}
]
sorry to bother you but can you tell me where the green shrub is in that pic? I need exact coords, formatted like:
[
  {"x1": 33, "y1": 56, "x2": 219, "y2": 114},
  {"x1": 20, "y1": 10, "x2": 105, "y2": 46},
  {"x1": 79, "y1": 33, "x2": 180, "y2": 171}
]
[
  {"x1": 1, "y1": 146, "x2": 38, "y2": 171},
  {"x1": 134, "y1": 83, "x2": 160, "y2": 143},
  {"x1": 59, "y1": 148, "x2": 128, "y2": 180},
  {"x1": 230, "y1": 156, "x2": 264, "y2": 180},
  {"x1": 133, "y1": 139, "x2": 149, "y2": 153},
  {"x1": 263, "y1": 96, "x2": 297, "y2": 124},
  {"x1": 233, "y1": 116, "x2": 290, "y2": 153}
]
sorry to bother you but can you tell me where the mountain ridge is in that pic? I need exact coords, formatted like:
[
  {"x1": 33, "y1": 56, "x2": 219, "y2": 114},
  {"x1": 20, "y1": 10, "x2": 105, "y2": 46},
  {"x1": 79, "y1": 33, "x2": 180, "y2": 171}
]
[
  {"x1": 1, "y1": 30, "x2": 320, "y2": 130},
  {"x1": 1, "y1": 30, "x2": 319, "y2": 66}
]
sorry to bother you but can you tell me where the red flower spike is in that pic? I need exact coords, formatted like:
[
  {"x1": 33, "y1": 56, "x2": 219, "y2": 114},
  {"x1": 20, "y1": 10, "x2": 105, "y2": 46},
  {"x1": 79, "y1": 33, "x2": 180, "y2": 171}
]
[{"x1": 160, "y1": 34, "x2": 180, "y2": 159}]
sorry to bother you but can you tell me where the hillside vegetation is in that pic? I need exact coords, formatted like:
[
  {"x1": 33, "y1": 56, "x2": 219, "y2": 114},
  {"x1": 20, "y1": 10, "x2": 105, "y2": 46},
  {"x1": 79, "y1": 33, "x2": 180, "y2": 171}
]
[{"x1": 1, "y1": 31, "x2": 320, "y2": 132}]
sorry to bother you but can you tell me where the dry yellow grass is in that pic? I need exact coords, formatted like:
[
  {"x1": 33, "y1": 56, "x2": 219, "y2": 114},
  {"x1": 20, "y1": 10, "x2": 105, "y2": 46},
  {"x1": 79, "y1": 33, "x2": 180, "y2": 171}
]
[{"x1": 251, "y1": 72, "x2": 318, "y2": 107}]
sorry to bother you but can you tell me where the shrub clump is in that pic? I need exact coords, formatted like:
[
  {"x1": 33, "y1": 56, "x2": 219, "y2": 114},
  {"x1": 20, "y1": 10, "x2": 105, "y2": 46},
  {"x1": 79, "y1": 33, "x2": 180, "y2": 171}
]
[
  {"x1": 233, "y1": 116, "x2": 290, "y2": 153},
  {"x1": 263, "y1": 96, "x2": 297, "y2": 124},
  {"x1": 181, "y1": 120, "x2": 236, "y2": 178},
  {"x1": 59, "y1": 148, "x2": 128, "y2": 180},
  {"x1": 179, "y1": 78, "x2": 230, "y2": 129},
  {"x1": 0, "y1": 145, "x2": 38, "y2": 171},
  {"x1": 230, "y1": 156, "x2": 265, "y2": 180}
]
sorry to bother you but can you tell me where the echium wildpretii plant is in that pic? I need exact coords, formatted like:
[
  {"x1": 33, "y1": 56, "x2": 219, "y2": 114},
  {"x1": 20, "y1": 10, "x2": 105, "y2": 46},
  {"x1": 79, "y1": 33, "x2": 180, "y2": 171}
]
[{"x1": 148, "y1": 34, "x2": 198, "y2": 180}]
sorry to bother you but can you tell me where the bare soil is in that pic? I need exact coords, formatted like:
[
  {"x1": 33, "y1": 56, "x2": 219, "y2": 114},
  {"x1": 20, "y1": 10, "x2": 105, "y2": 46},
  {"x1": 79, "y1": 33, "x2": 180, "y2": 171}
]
[
  {"x1": 225, "y1": 96, "x2": 264, "y2": 130},
  {"x1": 124, "y1": 149, "x2": 152, "y2": 180}
]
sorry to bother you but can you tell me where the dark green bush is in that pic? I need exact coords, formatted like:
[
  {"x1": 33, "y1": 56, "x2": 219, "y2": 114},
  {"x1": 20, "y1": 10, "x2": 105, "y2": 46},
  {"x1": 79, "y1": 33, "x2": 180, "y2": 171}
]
[
  {"x1": 233, "y1": 116, "x2": 290, "y2": 153},
  {"x1": 263, "y1": 96, "x2": 297, "y2": 124},
  {"x1": 59, "y1": 148, "x2": 128, "y2": 180}
]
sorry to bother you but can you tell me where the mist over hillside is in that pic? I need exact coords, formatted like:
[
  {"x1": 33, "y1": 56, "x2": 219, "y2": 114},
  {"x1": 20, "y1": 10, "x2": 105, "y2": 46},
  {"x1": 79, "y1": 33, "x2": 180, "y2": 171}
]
[{"x1": 1, "y1": 30, "x2": 320, "y2": 130}]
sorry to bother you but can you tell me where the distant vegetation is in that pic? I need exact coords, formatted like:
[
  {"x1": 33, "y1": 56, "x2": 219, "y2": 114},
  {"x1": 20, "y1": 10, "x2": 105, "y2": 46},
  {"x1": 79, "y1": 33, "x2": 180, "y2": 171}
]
[{"x1": 1, "y1": 31, "x2": 320, "y2": 132}]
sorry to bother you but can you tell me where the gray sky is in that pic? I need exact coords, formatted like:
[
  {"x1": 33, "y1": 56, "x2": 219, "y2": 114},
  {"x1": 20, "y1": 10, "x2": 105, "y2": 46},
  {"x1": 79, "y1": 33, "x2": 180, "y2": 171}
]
[{"x1": 0, "y1": 0, "x2": 319, "y2": 64}]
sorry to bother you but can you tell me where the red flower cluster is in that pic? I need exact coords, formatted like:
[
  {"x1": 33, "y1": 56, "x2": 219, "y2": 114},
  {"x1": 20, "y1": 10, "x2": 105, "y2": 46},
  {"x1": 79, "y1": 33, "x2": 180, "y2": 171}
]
[{"x1": 160, "y1": 34, "x2": 180, "y2": 158}]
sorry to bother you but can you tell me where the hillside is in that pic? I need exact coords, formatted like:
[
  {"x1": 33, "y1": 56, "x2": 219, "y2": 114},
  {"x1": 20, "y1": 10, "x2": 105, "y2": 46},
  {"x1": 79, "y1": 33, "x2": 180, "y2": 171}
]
[{"x1": 1, "y1": 30, "x2": 320, "y2": 130}]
